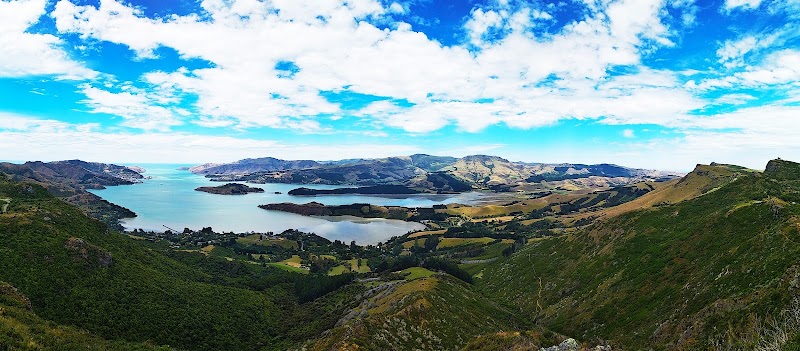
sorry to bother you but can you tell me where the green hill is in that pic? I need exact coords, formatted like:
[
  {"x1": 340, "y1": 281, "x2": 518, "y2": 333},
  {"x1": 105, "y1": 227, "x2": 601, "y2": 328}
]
[
  {"x1": 479, "y1": 159, "x2": 800, "y2": 349},
  {"x1": 1, "y1": 281, "x2": 168, "y2": 351},
  {"x1": 301, "y1": 274, "x2": 526, "y2": 350},
  {"x1": 0, "y1": 178, "x2": 360, "y2": 351}
]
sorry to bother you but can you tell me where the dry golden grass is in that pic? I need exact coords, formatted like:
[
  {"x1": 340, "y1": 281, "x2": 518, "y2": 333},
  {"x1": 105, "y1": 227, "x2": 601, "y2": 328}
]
[
  {"x1": 437, "y1": 237, "x2": 495, "y2": 249},
  {"x1": 280, "y1": 255, "x2": 303, "y2": 268},
  {"x1": 408, "y1": 229, "x2": 447, "y2": 238}
]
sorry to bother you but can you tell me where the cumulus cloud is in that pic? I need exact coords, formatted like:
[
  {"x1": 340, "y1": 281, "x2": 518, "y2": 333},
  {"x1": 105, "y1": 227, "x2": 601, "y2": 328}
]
[
  {"x1": 0, "y1": 0, "x2": 96, "y2": 79},
  {"x1": 48, "y1": 0, "x2": 698, "y2": 134},
  {"x1": 723, "y1": 0, "x2": 763, "y2": 12}
]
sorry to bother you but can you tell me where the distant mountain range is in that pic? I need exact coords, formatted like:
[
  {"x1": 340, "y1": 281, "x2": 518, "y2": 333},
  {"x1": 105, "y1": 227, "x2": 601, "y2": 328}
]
[{"x1": 190, "y1": 154, "x2": 682, "y2": 193}]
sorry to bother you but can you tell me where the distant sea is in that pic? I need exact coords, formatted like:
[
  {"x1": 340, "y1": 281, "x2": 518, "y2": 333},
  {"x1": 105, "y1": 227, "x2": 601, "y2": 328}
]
[{"x1": 89, "y1": 164, "x2": 485, "y2": 244}]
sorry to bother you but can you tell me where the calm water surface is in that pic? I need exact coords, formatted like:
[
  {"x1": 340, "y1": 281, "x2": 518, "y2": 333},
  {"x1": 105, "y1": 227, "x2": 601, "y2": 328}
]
[{"x1": 89, "y1": 164, "x2": 485, "y2": 244}]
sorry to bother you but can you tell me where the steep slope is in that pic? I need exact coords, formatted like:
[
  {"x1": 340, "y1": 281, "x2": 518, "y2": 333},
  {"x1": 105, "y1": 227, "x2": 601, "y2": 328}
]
[
  {"x1": 301, "y1": 274, "x2": 525, "y2": 350},
  {"x1": 479, "y1": 159, "x2": 800, "y2": 349},
  {"x1": 0, "y1": 177, "x2": 360, "y2": 351}
]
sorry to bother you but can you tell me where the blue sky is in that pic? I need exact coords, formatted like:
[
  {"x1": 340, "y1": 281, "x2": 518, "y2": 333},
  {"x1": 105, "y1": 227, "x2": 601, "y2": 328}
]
[{"x1": 1, "y1": 0, "x2": 799, "y2": 170}]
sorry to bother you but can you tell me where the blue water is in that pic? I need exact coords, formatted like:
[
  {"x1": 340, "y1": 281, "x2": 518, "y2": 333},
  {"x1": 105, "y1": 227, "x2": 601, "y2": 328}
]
[{"x1": 89, "y1": 164, "x2": 484, "y2": 244}]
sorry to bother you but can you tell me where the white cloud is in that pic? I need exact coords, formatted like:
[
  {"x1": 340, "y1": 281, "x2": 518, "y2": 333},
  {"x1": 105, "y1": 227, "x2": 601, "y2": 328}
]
[
  {"x1": 737, "y1": 49, "x2": 800, "y2": 86},
  {"x1": 615, "y1": 105, "x2": 800, "y2": 170},
  {"x1": 388, "y1": 2, "x2": 405, "y2": 14},
  {"x1": 0, "y1": 113, "x2": 422, "y2": 163},
  {"x1": 49, "y1": 0, "x2": 696, "y2": 134},
  {"x1": 692, "y1": 49, "x2": 800, "y2": 91},
  {"x1": 714, "y1": 93, "x2": 757, "y2": 105},
  {"x1": 0, "y1": 0, "x2": 95, "y2": 79},
  {"x1": 623, "y1": 129, "x2": 635, "y2": 138},
  {"x1": 78, "y1": 84, "x2": 186, "y2": 131},
  {"x1": 723, "y1": 0, "x2": 763, "y2": 12}
]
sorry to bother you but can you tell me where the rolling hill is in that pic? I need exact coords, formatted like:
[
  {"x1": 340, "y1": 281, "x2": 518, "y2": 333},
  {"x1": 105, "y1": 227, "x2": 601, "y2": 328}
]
[{"x1": 478, "y1": 159, "x2": 800, "y2": 349}]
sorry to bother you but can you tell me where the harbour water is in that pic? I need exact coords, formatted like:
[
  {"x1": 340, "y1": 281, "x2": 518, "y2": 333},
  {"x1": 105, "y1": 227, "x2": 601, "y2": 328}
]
[{"x1": 90, "y1": 164, "x2": 484, "y2": 244}]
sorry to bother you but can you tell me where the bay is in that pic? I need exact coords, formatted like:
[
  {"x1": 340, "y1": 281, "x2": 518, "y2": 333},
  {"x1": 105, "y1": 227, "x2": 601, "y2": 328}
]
[{"x1": 89, "y1": 164, "x2": 485, "y2": 244}]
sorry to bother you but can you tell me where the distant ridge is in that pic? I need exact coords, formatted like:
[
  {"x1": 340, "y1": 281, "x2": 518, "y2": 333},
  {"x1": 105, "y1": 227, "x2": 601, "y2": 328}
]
[
  {"x1": 189, "y1": 157, "x2": 320, "y2": 174},
  {"x1": 189, "y1": 154, "x2": 683, "y2": 193}
]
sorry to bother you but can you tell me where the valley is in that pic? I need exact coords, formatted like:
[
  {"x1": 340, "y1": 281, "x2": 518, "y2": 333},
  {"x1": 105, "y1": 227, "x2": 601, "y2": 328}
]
[{"x1": 1, "y1": 156, "x2": 798, "y2": 350}]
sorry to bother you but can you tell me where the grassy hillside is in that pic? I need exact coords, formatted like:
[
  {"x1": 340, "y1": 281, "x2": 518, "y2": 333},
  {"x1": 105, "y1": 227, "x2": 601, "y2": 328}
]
[
  {"x1": 301, "y1": 274, "x2": 526, "y2": 350},
  {"x1": 479, "y1": 160, "x2": 800, "y2": 349},
  {"x1": 590, "y1": 162, "x2": 756, "y2": 220},
  {"x1": 0, "y1": 178, "x2": 360, "y2": 351}
]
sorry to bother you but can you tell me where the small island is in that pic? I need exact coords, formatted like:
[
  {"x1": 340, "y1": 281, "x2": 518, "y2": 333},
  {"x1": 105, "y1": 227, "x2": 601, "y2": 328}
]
[
  {"x1": 288, "y1": 185, "x2": 421, "y2": 196},
  {"x1": 195, "y1": 183, "x2": 265, "y2": 195}
]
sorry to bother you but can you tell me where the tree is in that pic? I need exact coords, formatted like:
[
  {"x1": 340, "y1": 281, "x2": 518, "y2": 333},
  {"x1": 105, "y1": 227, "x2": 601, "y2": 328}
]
[{"x1": 424, "y1": 235, "x2": 440, "y2": 252}]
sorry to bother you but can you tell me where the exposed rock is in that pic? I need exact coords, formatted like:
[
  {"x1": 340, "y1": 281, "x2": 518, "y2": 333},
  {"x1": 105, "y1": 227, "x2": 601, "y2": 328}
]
[{"x1": 540, "y1": 338, "x2": 579, "y2": 351}]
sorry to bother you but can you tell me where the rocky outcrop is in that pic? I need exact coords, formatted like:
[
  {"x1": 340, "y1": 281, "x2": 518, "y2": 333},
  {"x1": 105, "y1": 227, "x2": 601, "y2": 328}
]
[
  {"x1": 764, "y1": 158, "x2": 800, "y2": 180},
  {"x1": 540, "y1": 338, "x2": 579, "y2": 351}
]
